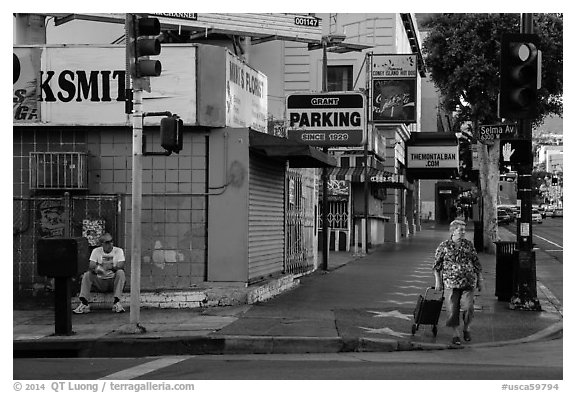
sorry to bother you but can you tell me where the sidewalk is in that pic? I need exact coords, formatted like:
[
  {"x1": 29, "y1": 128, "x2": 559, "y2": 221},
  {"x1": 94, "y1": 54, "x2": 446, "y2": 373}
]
[{"x1": 13, "y1": 224, "x2": 563, "y2": 358}]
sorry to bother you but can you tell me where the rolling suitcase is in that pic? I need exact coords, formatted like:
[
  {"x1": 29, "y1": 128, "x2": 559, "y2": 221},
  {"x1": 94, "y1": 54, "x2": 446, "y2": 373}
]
[{"x1": 411, "y1": 286, "x2": 444, "y2": 337}]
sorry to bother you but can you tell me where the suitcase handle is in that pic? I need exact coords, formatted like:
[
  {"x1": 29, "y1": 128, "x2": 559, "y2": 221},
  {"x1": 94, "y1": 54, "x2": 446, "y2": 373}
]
[{"x1": 426, "y1": 286, "x2": 444, "y2": 297}]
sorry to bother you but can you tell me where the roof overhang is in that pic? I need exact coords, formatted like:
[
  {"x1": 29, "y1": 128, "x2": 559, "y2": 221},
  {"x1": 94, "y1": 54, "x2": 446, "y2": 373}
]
[
  {"x1": 249, "y1": 130, "x2": 337, "y2": 168},
  {"x1": 400, "y1": 13, "x2": 427, "y2": 77},
  {"x1": 51, "y1": 13, "x2": 324, "y2": 44}
]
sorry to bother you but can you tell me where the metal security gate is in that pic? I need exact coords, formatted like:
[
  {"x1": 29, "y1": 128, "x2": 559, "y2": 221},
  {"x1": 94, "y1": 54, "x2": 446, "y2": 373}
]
[
  {"x1": 248, "y1": 154, "x2": 285, "y2": 282},
  {"x1": 286, "y1": 169, "x2": 316, "y2": 275},
  {"x1": 13, "y1": 194, "x2": 122, "y2": 295}
]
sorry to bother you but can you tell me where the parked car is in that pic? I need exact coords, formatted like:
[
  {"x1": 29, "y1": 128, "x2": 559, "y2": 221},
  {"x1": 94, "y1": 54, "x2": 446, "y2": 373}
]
[
  {"x1": 543, "y1": 205, "x2": 555, "y2": 217},
  {"x1": 497, "y1": 209, "x2": 513, "y2": 225},
  {"x1": 498, "y1": 205, "x2": 519, "y2": 220},
  {"x1": 532, "y1": 209, "x2": 543, "y2": 224},
  {"x1": 552, "y1": 208, "x2": 563, "y2": 218}
]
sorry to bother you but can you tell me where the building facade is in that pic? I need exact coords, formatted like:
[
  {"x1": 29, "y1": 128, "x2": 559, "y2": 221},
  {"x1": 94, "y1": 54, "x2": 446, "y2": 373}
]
[{"x1": 13, "y1": 13, "x2": 426, "y2": 299}]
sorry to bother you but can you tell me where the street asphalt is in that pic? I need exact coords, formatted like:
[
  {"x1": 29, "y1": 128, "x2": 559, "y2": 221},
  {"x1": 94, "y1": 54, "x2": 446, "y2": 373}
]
[{"x1": 13, "y1": 223, "x2": 563, "y2": 358}]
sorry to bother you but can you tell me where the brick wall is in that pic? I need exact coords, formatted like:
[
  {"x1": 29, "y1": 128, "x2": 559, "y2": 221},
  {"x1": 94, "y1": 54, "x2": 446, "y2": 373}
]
[{"x1": 13, "y1": 127, "x2": 208, "y2": 292}]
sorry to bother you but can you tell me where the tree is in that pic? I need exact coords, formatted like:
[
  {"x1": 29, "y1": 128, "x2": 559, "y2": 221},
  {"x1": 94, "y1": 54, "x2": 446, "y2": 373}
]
[{"x1": 421, "y1": 13, "x2": 563, "y2": 253}]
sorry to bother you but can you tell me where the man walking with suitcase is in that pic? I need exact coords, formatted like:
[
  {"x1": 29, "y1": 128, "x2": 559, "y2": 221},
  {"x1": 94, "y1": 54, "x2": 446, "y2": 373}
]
[{"x1": 433, "y1": 219, "x2": 483, "y2": 345}]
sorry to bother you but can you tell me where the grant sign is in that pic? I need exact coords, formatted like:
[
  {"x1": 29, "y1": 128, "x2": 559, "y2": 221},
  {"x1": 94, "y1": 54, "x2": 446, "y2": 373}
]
[
  {"x1": 286, "y1": 92, "x2": 366, "y2": 147},
  {"x1": 407, "y1": 146, "x2": 459, "y2": 169}
]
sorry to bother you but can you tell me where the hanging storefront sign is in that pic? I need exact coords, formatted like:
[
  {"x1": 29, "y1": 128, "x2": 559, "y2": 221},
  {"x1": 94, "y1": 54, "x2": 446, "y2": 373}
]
[
  {"x1": 371, "y1": 54, "x2": 417, "y2": 124},
  {"x1": 225, "y1": 52, "x2": 268, "y2": 133},
  {"x1": 407, "y1": 145, "x2": 459, "y2": 169},
  {"x1": 13, "y1": 48, "x2": 42, "y2": 123},
  {"x1": 286, "y1": 92, "x2": 366, "y2": 147}
]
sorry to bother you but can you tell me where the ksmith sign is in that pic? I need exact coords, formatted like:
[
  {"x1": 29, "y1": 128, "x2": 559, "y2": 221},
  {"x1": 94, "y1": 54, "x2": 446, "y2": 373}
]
[{"x1": 286, "y1": 92, "x2": 366, "y2": 147}]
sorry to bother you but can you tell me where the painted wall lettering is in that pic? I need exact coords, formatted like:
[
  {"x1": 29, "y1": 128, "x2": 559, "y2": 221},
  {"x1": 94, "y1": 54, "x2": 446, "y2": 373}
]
[{"x1": 39, "y1": 70, "x2": 126, "y2": 102}]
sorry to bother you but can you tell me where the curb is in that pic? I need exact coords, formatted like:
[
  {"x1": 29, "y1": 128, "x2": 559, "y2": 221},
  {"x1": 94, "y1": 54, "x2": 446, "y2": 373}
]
[{"x1": 13, "y1": 319, "x2": 562, "y2": 358}]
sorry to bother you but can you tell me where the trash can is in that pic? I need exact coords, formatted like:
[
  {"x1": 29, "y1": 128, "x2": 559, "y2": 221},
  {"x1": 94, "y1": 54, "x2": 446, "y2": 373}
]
[
  {"x1": 473, "y1": 221, "x2": 483, "y2": 252},
  {"x1": 494, "y1": 241, "x2": 517, "y2": 301}
]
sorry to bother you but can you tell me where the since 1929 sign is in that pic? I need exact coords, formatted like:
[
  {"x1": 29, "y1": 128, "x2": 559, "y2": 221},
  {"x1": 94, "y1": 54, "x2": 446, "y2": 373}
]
[{"x1": 286, "y1": 92, "x2": 366, "y2": 147}]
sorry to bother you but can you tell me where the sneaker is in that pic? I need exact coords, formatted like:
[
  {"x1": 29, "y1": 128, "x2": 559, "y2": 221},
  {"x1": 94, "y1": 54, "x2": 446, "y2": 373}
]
[
  {"x1": 112, "y1": 302, "x2": 125, "y2": 313},
  {"x1": 72, "y1": 303, "x2": 90, "y2": 314}
]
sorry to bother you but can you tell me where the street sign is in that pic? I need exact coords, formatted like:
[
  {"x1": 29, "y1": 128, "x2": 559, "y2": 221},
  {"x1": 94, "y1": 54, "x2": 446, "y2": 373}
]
[
  {"x1": 478, "y1": 123, "x2": 517, "y2": 141},
  {"x1": 286, "y1": 92, "x2": 366, "y2": 147}
]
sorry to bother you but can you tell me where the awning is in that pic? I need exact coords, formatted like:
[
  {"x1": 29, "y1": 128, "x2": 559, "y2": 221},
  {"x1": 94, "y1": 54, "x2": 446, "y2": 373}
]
[
  {"x1": 327, "y1": 166, "x2": 405, "y2": 188},
  {"x1": 249, "y1": 130, "x2": 337, "y2": 168}
]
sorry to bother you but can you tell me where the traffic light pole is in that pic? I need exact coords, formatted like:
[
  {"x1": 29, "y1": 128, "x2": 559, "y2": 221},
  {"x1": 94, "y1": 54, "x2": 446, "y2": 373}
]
[
  {"x1": 511, "y1": 13, "x2": 541, "y2": 311},
  {"x1": 129, "y1": 87, "x2": 145, "y2": 329},
  {"x1": 124, "y1": 13, "x2": 146, "y2": 333}
]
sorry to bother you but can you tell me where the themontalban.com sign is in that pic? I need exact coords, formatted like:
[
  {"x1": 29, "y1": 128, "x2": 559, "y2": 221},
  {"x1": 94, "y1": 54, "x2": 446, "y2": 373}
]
[
  {"x1": 286, "y1": 92, "x2": 366, "y2": 147},
  {"x1": 406, "y1": 146, "x2": 459, "y2": 168}
]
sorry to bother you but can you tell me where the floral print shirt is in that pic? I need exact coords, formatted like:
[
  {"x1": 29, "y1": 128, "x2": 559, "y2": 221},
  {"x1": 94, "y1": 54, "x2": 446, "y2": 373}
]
[{"x1": 433, "y1": 238, "x2": 482, "y2": 289}]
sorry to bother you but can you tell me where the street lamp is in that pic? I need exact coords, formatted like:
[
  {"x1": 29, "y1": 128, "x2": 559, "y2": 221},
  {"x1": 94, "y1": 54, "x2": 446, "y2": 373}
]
[
  {"x1": 309, "y1": 33, "x2": 371, "y2": 270},
  {"x1": 321, "y1": 35, "x2": 344, "y2": 271}
]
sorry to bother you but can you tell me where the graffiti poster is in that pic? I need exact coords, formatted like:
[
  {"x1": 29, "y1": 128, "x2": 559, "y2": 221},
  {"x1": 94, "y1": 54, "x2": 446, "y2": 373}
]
[
  {"x1": 36, "y1": 200, "x2": 66, "y2": 238},
  {"x1": 82, "y1": 219, "x2": 106, "y2": 246},
  {"x1": 13, "y1": 48, "x2": 41, "y2": 122}
]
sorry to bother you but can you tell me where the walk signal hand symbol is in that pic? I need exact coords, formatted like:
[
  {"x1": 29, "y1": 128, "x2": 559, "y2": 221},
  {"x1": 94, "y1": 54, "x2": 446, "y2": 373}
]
[{"x1": 502, "y1": 142, "x2": 515, "y2": 162}]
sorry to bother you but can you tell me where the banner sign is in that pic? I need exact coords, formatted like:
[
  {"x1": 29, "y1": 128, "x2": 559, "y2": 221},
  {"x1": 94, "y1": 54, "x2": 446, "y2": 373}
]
[
  {"x1": 286, "y1": 92, "x2": 366, "y2": 147},
  {"x1": 371, "y1": 54, "x2": 417, "y2": 124},
  {"x1": 407, "y1": 146, "x2": 459, "y2": 169},
  {"x1": 225, "y1": 52, "x2": 268, "y2": 132},
  {"x1": 13, "y1": 48, "x2": 42, "y2": 123}
]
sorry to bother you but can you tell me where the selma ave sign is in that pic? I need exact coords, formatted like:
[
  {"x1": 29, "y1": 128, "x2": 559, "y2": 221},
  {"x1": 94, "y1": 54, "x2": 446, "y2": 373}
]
[
  {"x1": 286, "y1": 92, "x2": 366, "y2": 147},
  {"x1": 478, "y1": 123, "x2": 518, "y2": 141}
]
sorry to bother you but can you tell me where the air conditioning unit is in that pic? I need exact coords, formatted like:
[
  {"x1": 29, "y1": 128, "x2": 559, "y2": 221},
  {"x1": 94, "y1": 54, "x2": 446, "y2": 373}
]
[{"x1": 30, "y1": 152, "x2": 88, "y2": 190}]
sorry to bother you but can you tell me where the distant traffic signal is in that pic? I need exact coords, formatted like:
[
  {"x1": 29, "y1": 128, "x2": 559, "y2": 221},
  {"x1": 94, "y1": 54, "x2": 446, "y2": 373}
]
[
  {"x1": 498, "y1": 33, "x2": 540, "y2": 120},
  {"x1": 160, "y1": 115, "x2": 183, "y2": 154}
]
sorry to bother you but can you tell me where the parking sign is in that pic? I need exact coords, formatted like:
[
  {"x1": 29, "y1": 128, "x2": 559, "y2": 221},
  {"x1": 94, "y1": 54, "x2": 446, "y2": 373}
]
[{"x1": 286, "y1": 92, "x2": 366, "y2": 147}]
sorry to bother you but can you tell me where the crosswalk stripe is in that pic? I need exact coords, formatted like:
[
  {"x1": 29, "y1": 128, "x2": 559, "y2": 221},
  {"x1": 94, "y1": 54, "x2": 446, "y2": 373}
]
[{"x1": 99, "y1": 356, "x2": 193, "y2": 380}]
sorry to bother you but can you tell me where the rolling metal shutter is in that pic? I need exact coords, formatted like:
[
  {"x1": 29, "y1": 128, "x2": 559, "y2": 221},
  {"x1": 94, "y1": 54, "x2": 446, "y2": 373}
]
[{"x1": 248, "y1": 152, "x2": 285, "y2": 282}]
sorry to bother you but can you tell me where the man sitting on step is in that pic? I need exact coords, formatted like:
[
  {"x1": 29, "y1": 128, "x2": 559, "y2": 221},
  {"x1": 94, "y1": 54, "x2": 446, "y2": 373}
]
[{"x1": 73, "y1": 233, "x2": 126, "y2": 314}]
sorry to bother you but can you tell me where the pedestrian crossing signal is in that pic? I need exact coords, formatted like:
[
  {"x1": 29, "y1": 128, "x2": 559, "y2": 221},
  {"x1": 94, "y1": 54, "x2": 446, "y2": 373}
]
[{"x1": 160, "y1": 115, "x2": 183, "y2": 154}]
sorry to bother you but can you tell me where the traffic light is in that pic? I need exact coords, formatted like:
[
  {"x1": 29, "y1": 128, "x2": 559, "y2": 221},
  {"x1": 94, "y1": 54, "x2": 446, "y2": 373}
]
[
  {"x1": 498, "y1": 33, "x2": 540, "y2": 119},
  {"x1": 130, "y1": 15, "x2": 162, "y2": 79},
  {"x1": 160, "y1": 115, "x2": 183, "y2": 154},
  {"x1": 458, "y1": 139, "x2": 473, "y2": 181}
]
